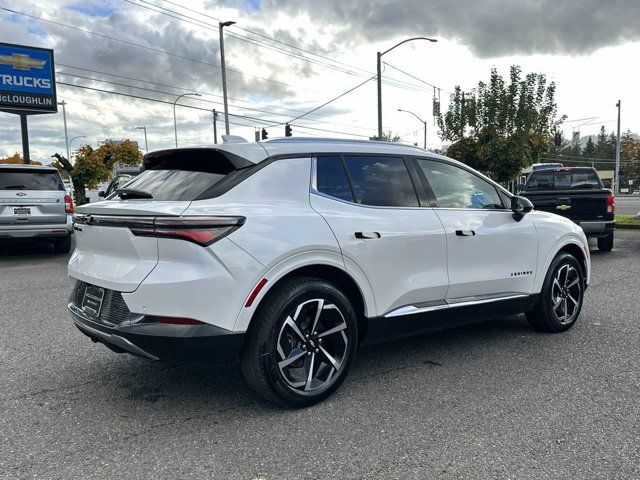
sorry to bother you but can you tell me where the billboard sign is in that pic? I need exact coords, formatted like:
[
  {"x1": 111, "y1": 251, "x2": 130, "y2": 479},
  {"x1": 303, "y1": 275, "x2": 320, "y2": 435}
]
[{"x1": 0, "y1": 42, "x2": 57, "y2": 114}]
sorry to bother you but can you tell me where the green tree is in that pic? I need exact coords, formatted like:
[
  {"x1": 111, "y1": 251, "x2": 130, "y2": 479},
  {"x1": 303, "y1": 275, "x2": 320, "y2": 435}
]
[
  {"x1": 620, "y1": 130, "x2": 640, "y2": 187},
  {"x1": 52, "y1": 139, "x2": 142, "y2": 204},
  {"x1": 593, "y1": 126, "x2": 616, "y2": 160},
  {"x1": 582, "y1": 137, "x2": 595, "y2": 158},
  {"x1": 438, "y1": 66, "x2": 565, "y2": 181}
]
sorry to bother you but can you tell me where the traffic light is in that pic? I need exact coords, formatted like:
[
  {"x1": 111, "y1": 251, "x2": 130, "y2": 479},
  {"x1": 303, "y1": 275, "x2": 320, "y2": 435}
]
[
  {"x1": 261, "y1": 128, "x2": 268, "y2": 140},
  {"x1": 554, "y1": 131, "x2": 562, "y2": 147},
  {"x1": 285, "y1": 124, "x2": 292, "y2": 137}
]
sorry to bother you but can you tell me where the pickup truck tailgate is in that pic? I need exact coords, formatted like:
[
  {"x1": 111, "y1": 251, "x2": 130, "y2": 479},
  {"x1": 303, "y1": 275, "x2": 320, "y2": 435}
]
[{"x1": 526, "y1": 190, "x2": 609, "y2": 222}]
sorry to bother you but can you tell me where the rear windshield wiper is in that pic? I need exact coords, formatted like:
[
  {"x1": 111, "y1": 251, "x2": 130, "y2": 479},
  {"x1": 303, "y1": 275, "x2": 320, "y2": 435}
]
[
  {"x1": 3, "y1": 185, "x2": 26, "y2": 190},
  {"x1": 116, "y1": 188, "x2": 153, "y2": 199}
]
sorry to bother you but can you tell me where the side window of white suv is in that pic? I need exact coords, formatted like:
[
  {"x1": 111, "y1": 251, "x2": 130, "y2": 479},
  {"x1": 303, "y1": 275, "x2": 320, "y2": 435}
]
[
  {"x1": 417, "y1": 159, "x2": 504, "y2": 209},
  {"x1": 317, "y1": 155, "x2": 419, "y2": 207}
]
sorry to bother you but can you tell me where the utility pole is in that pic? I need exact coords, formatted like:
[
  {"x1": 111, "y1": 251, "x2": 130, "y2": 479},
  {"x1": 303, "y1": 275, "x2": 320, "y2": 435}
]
[
  {"x1": 376, "y1": 37, "x2": 437, "y2": 140},
  {"x1": 58, "y1": 101, "x2": 70, "y2": 161},
  {"x1": 615, "y1": 100, "x2": 621, "y2": 195},
  {"x1": 212, "y1": 109, "x2": 218, "y2": 144},
  {"x1": 219, "y1": 21, "x2": 236, "y2": 136},
  {"x1": 20, "y1": 114, "x2": 30, "y2": 164},
  {"x1": 460, "y1": 92, "x2": 465, "y2": 139},
  {"x1": 376, "y1": 51, "x2": 382, "y2": 140}
]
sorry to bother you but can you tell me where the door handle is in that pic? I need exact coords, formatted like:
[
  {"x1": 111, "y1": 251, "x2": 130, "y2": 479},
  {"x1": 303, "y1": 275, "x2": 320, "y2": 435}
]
[
  {"x1": 455, "y1": 229, "x2": 475, "y2": 236},
  {"x1": 355, "y1": 231, "x2": 381, "y2": 239}
]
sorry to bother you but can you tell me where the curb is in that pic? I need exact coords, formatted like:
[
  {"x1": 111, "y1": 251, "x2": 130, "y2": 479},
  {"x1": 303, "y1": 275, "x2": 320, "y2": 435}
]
[{"x1": 615, "y1": 224, "x2": 640, "y2": 230}]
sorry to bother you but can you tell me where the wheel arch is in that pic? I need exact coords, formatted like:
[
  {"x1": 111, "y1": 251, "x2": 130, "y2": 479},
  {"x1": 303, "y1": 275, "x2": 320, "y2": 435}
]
[
  {"x1": 233, "y1": 253, "x2": 374, "y2": 341},
  {"x1": 536, "y1": 236, "x2": 589, "y2": 292}
]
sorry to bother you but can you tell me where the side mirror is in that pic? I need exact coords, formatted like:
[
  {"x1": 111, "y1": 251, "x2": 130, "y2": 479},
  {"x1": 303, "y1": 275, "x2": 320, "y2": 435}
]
[
  {"x1": 511, "y1": 196, "x2": 533, "y2": 221},
  {"x1": 98, "y1": 191, "x2": 105, "y2": 197},
  {"x1": 515, "y1": 183, "x2": 524, "y2": 193}
]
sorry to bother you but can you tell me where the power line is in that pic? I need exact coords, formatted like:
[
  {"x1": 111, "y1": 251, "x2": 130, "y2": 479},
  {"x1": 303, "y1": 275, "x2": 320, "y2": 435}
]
[
  {"x1": 56, "y1": 81, "x2": 370, "y2": 137},
  {"x1": 0, "y1": 6, "x2": 308, "y2": 92},
  {"x1": 122, "y1": 0, "x2": 436, "y2": 94},
  {"x1": 57, "y1": 70, "x2": 377, "y2": 134},
  {"x1": 57, "y1": 63, "x2": 378, "y2": 131},
  {"x1": 284, "y1": 76, "x2": 376, "y2": 126},
  {"x1": 123, "y1": 0, "x2": 371, "y2": 80},
  {"x1": 156, "y1": 0, "x2": 374, "y2": 77},
  {"x1": 382, "y1": 61, "x2": 452, "y2": 94}
]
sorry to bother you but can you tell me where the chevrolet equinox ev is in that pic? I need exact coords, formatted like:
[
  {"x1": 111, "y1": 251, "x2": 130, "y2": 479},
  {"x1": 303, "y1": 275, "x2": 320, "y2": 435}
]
[{"x1": 68, "y1": 138, "x2": 590, "y2": 407}]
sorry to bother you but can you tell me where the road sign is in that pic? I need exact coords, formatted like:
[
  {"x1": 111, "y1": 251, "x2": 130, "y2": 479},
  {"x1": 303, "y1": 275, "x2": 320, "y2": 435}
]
[{"x1": 0, "y1": 42, "x2": 57, "y2": 114}]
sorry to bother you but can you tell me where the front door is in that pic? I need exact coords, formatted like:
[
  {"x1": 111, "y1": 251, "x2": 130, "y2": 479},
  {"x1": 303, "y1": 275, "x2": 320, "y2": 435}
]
[{"x1": 414, "y1": 158, "x2": 538, "y2": 301}]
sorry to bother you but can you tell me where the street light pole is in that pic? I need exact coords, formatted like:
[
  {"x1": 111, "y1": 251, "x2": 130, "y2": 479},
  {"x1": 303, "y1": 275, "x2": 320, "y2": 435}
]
[
  {"x1": 376, "y1": 37, "x2": 437, "y2": 140},
  {"x1": 69, "y1": 135, "x2": 87, "y2": 157},
  {"x1": 173, "y1": 92, "x2": 201, "y2": 147},
  {"x1": 219, "y1": 20, "x2": 236, "y2": 136},
  {"x1": 135, "y1": 126, "x2": 148, "y2": 153},
  {"x1": 398, "y1": 109, "x2": 427, "y2": 149},
  {"x1": 58, "y1": 101, "x2": 70, "y2": 160},
  {"x1": 615, "y1": 100, "x2": 621, "y2": 195}
]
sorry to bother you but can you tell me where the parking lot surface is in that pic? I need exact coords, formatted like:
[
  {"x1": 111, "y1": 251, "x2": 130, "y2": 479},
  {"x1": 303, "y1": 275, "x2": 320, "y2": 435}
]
[
  {"x1": 616, "y1": 195, "x2": 640, "y2": 216},
  {"x1": 1, "y1": 232, "x2": 639, "y2": 480}
]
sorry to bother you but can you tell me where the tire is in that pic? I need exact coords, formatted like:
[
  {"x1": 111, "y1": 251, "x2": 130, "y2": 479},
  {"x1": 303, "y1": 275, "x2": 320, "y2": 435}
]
[
  {"x1": 526, "y1": 253, "x2": 585, "y2": 333},
  {"x1": 53, "y1": 235, "x2": 72, "y2": 254},
  {"x1": 597, "y1": 232, "x2": 614, "y2": 251},
  {"x1": 240, "y1": 276, "x2": 358, "y2": 408}
]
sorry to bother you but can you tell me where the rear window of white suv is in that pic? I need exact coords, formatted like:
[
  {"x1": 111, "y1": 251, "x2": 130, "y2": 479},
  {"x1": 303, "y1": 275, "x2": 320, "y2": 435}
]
[
  {"x1": 0, "y1": 168, "x2": 64, "y2": 191},
  {"x1": 119, "y1": 149, "x2": 245, "y2": 201}
]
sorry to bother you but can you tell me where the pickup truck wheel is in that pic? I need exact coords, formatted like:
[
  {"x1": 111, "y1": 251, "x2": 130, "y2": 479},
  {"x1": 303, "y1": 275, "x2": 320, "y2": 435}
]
[
  {"x1": 526, "y1": 253, "x2": 584, "y2": 333},
  {"x1": 53, "y1": 235, "x2": 72, "y2": 254},
  {"x1": 597, "y1": 232, "x2": 614, "y2": 251},
  {"x1": 240, "y1": 277, "x2": 358, "y2": 408}
]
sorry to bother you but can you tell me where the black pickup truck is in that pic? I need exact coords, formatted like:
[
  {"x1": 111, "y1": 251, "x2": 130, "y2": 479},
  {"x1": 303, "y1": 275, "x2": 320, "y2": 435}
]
[{"x1": 519, "y1": 166, "x2": 615, "y2": 251}]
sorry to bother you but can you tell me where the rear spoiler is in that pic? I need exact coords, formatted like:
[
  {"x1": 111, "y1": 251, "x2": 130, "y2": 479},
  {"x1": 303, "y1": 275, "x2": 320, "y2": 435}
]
[{"x1": 143, "y1": 147, "x2": 255, "y2": 171}]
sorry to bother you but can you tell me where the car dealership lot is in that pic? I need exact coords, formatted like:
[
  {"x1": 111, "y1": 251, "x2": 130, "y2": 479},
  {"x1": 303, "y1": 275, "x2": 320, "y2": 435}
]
[{"x1": 1, "y1": 233, "x2": 639, "y2": 480}]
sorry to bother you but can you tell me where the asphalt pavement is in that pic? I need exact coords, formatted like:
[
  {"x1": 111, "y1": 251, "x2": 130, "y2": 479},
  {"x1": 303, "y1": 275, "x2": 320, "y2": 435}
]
[
  {"x1": 616, "y1": 195, "x2": 640, "y2": 216},
  {"x1": 1, "y1": 232, "x2": 639, "y2": 479}
]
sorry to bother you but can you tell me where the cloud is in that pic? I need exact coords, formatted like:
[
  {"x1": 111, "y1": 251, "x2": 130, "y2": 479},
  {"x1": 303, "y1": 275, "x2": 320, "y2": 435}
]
[{"x1": 259, "y1": 0, "x2": 640, "y2": 57}]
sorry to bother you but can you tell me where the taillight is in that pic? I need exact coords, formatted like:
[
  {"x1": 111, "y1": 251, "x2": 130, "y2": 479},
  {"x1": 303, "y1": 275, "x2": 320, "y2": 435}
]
[
  {"x1": 606, "y1": 194, "x2": 615, "y2": 214},
  {"x1": 64, "y1": 194, "x2": 74, "y2": 213},
  {"x1": 131, "y1": 216, "x2": 245, "y2": 246}
]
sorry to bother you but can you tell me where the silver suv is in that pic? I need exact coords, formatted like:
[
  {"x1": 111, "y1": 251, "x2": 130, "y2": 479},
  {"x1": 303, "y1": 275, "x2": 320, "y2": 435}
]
[{"x1": 0, "y1": 165, "x2": 74, "y2": 253}]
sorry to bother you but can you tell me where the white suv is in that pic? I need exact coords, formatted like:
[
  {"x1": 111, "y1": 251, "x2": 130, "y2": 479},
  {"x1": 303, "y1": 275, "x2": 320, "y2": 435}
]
[{"x1": 68, "y1": 138, "x2": 590, "y2": 407}]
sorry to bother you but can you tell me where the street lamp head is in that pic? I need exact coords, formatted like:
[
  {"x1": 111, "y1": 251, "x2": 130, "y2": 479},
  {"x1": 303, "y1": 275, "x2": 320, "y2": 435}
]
[{"x1": 220, "y1": 21, "x2": 236, "y2": 28}]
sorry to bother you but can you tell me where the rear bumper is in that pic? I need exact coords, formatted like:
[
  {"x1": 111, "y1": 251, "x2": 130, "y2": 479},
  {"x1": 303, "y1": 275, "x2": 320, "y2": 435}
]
[
  {"x1": 578, "y1": 220, "x2": 615, "y2": 236},
  {"x1": 0, "y1": 215, "x2": 73, "y2": 239},
  {"x1": 68, "y1": 303, "x2": 245, "y2": 361}
]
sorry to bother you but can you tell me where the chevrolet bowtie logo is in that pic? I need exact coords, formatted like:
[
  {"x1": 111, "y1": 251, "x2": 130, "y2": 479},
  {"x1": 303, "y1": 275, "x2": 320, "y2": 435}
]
[{"x1": 0, "y1": 53, "x2": 46, "y2": 71}]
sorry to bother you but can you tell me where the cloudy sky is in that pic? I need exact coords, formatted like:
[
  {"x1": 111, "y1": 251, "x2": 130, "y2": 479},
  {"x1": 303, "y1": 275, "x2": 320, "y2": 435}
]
[{"x1": 1, "y1": 0, "x2": 639, "y2": 163}]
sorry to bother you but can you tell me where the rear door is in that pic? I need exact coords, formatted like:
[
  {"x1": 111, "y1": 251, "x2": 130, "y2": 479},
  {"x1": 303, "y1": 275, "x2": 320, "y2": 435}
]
[
  {"x1": 0, "y1": 167, "x2": 67, "y2": 227},
  {"x1": 310, "y1": 155, "x2": 448, "y2": 317}
]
